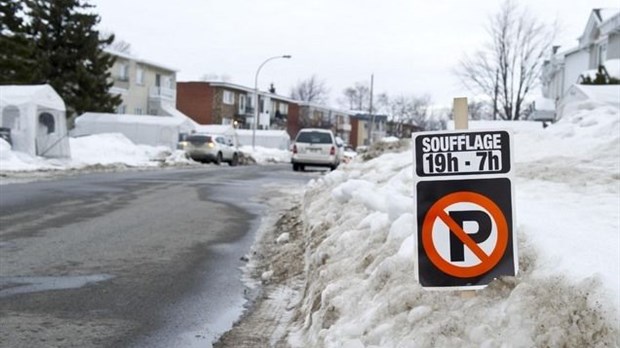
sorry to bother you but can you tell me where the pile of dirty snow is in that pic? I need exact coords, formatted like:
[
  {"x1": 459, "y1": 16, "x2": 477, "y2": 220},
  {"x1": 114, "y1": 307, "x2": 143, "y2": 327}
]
[
  {"x1": 240, "y1": 145, "x2": 291, "y2": 164},
  {"x1": 284, "y1": 104, "x2": 619, "y2": 347}
]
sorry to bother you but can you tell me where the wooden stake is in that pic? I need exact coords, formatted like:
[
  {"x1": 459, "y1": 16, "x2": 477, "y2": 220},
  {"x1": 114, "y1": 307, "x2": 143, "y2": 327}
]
[
  {"x1": 453, "y1": 97, "x2": 476, "y2": 298},
  {"x1": 453, "y1": 97, "x2": 468, "y2": 130}
]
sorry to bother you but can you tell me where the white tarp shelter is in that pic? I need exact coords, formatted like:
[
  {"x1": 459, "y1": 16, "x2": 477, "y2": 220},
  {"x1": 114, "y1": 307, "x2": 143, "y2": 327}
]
[
  {"x1": 558, "y1": 84, "x2": 620, "y2": 119},
  {"x1": 236, "y1": 129, "x2": 291, "y2": 150},
  {"x1": 0, "y1": 84, "x2": 71, "y2": 158},
  {"x1": 73, "y1": 112, "x2": 195, "y2": 150}
]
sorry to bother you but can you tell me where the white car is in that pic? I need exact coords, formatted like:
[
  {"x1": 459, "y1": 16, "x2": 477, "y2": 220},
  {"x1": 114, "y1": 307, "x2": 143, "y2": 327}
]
[
  {"x1": 291, "y1": 128, "x2": 341, "y2": 171},
  {"x1": 179, "y1": 133, "x2": 239, "y2": 166}
]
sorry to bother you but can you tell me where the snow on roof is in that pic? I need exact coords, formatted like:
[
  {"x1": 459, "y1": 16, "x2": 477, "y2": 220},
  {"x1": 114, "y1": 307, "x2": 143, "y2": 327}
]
[
  {"x1": 0, "y1": 84, "x2": 65, "y2": 111},
  {"x1": 77, "y1": 112, "x2": 186, "y2": 126},
  {"x1": 604, "y1": 59, "x2": 620, "y2": 79},
  {"x1": 105, "y1": 49, "x2": 178, "y2": 72},
  {"x1": 198, "y1": 81, "x2": 297, "y2": 103},
  {"x1": 571, "y1": 84, "x2": 620, "y2": 106}
]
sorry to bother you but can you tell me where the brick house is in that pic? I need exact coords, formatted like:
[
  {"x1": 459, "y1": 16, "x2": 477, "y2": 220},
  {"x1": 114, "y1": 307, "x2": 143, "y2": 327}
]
[{"x1": 176, "y1": 81, "x2": 299, "y2": 137}]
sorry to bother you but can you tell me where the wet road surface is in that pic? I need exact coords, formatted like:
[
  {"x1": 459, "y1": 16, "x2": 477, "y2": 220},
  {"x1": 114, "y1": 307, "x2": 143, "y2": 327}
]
[{"x1": 0, "y1": 164, "x2": 316, "y2": 347}]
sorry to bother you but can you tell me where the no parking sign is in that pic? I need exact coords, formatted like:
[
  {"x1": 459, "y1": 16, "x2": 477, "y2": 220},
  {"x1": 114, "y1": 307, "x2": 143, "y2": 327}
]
[{"x1": 413, "y1": 130, "x2": 517, "y2": 289}]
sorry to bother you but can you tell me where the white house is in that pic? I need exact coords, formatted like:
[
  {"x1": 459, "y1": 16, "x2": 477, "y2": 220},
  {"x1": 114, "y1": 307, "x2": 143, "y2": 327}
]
[{"x1": 541, "y1": 8, "x2": 620, "y2": 103}]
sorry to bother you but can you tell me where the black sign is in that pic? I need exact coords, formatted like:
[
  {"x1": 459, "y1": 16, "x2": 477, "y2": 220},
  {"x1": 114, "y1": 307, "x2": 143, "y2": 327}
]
[{"x1": 415, "y1": 131, "x2": 510, "y2": 177}]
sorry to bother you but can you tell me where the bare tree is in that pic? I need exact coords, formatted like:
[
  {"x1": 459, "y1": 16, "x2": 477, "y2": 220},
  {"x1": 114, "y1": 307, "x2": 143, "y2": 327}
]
[
  {"x1": 199, "y1": 73, "x2": 231, "y2": 82},
  {"x1": 455, "y1": 0, "x2": 556, "y2": 120},
  {"x1": 341, "y1": 81, "x2": 371, "y2": 110},
  {"x1": 290, "y1": 75, "x2": 329, "y2": 105},
  {"x1": 100, "y1": 31, "x2": 132, "y2": 54},
  {"x1": 389, "y1": 94, "x2": 432, "y2": 135}
]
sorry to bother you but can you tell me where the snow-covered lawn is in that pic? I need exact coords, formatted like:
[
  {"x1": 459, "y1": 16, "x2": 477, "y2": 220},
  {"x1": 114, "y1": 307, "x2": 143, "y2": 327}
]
[{"x1": 280, "y1": 101, "x2": 619, "y2": 347}]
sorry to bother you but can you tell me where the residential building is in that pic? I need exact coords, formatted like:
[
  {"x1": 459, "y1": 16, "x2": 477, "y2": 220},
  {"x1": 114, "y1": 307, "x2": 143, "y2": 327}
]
[
  {"x1": 176, "y1": 81, "x2": 298, "y2": 134},
  {"x1": 349, "y1": 113, "x2": 388, "y2": 149},
  {"x1": 107, "y1": 49, "x2": 178, "y2": 116},
  {"x1": 296, "y1": 102, "x2": 352, "y2": 144},
  {"x1": 176, "y1": 81, "x2": 353, "y2": 142},
  {"x1": 541, "y1": 8, "x2": 620, "y2": 102}
]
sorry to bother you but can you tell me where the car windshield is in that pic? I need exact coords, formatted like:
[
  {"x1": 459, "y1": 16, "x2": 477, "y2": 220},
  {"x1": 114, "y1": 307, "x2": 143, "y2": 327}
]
[
  {"x1": 186, "y1": 135, "x2": 212, "y2": 143},
  {"x1": 296, "y1": 132, "x2": 332, "y2": 144}
]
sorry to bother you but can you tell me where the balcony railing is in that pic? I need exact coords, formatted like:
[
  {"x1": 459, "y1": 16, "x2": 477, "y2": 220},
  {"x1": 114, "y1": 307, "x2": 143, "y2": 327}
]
[{"x1": 149, "y1": 87, "x2": 176, "y2": 100}]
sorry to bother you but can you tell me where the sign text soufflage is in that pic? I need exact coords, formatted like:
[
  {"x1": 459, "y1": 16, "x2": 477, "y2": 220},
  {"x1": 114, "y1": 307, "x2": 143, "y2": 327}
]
[{"x1": 421, "y1": 133, "x2": 502, "y2": 153}]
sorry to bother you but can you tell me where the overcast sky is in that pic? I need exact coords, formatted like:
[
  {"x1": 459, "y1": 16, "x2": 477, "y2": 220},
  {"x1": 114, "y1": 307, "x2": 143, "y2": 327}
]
[{"x1": 91, "y1": 0, "x2": 619, "y2": 108}]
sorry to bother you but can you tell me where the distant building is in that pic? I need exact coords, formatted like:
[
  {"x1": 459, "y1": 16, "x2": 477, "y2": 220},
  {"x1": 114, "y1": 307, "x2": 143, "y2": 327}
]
[
  {"x1": 176, "y1": 81, "x2": 351, "y2": 140},
  {"x1": 541, "y1": 8, "x2": 620, "y2": 102},
  {"x1": 349, "y1": 113, "x2": 388, "y2": 148},
  {"x1": 296, "y1": 102, "x2": 352, "y2": 145},
  {"x1": 107, "y1": 49, "x2": 178, "y2": 116},
  {"x1": 176, "y1": 81, "x2": 296, "y2": 132}
]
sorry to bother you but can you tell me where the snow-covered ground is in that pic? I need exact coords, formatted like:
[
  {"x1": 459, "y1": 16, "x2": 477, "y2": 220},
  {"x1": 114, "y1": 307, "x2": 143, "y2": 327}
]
[
  {"x1": 0, "y1": 133, "x2": 291, "y2": 181},
  {"x1": 1, "y1": 99, "x2": 618, "y2": 347},
  {"x1": 277, "y1": 101, "x2": 619, "y2": 347}
]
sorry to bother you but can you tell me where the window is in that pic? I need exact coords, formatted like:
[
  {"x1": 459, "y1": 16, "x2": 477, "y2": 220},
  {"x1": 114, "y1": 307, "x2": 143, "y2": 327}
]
[
  {"x1": 598, "y1": 44, "x2": 607, "y2": 66},
  {"x1": 223, "y1": 90, "x2": 234, "y2": 105},
  {"x1": 116, "y1": 105, "x2": 126, "y2": 114},
  {"x1": 38, "y1": 112, "x2": 55, "y2": 134},
  {"x1": 119, "y1": 64, "x2": 129, "y2": 81},
  {"x1": 136, "y1": 66, "x2": 144, "y2": 85},
  {"x1": 135, "y1": 107, "x2": 143, "y2": 115},
  {"x1": 239, "y1": 95, "x2": 246, "y2": 113},
  {"x1": 2, "y1": 105, "x2": 20, "y2": 129},
  {"x1": 279, "y1": 103, "x2": 288, "y2": 115}
]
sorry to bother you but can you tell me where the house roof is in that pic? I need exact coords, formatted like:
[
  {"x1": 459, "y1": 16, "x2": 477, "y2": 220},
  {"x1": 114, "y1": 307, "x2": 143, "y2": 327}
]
[
  {"x1": 105, "y1": 49, "x2": 178, "y2": 73},
  {"x1": 199, "y1": 80, "x2": 298, "y2": 103},
  {"x1": 579, "y1": 8, "x2": 620, "y2": 47}
]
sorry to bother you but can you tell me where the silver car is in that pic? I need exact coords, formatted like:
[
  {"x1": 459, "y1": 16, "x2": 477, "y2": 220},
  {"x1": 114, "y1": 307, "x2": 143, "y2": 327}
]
[
  {"x1": 180, "y1": 133, "x2": 240, "y2": 166},
  {"x1": 291, "y1": 128, "x2": 341, "y2": 171}
]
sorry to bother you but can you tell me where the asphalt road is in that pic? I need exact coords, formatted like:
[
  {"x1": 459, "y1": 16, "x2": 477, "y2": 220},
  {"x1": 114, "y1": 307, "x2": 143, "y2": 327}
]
[{"x1": 0, "y1": 164, "x2": 315, "y2": 348}]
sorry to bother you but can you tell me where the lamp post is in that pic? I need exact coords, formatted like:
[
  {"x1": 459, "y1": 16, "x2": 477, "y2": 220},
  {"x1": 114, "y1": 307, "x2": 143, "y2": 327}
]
[{"x1": 252, "y1": 55, "x2": 292, "y2": 150}]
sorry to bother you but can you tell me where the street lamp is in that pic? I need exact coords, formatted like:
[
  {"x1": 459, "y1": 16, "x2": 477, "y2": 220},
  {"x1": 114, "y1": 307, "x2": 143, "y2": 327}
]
[{"x1": 252, "y1": 55, "x2": 292, "y2": 150}]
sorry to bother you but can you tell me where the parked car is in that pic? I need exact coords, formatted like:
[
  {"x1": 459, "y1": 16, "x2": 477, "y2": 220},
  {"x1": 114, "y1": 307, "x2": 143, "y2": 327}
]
[
  {"x1": 179, "y1": 133, "x2": 239, "y2": 166},
  {"x1": 291, "y1": 128, "x2": 341, "y2": 171}
]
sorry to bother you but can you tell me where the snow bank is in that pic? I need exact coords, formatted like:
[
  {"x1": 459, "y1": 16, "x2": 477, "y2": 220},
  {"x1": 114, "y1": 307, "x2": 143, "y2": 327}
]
[
  {"x1": 240, "y1": 145, "x2": 291, "y2": 164},
  {"x1": 0, "y1": 133, "x2": 193, "y2": 174},
  {"x1": 287, "y1": 107, "x2": 619, "y2": 346}
]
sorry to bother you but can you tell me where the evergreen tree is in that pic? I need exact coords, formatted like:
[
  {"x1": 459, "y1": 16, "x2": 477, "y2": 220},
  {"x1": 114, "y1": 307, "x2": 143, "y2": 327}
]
[
  {"x1": 0, "y1": 0, "x2": 37, "y2": 83},
  {"x1": 4, "y1": 0, "x2": 121, "y2": 117}
]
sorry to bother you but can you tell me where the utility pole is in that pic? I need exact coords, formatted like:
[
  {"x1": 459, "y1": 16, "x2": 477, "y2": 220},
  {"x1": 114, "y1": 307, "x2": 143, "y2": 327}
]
[{"x1": 367, "y1": 74, "x2": 374, "y2": 144}]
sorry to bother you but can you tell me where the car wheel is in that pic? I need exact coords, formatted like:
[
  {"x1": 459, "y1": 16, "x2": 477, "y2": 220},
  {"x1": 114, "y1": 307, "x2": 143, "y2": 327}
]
[
  {"x1": 229, "y1": 153, "x2": 239, "y2": 167},
  {"x1": 292, "y1": 163, "x2": 299, "y2": 171},
  {"x1": 214, "y1": 152, "x2": 222, "y2": 165},
  {"x1": 299, "y1": 165, "x2": 305, "y2": 172}
]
